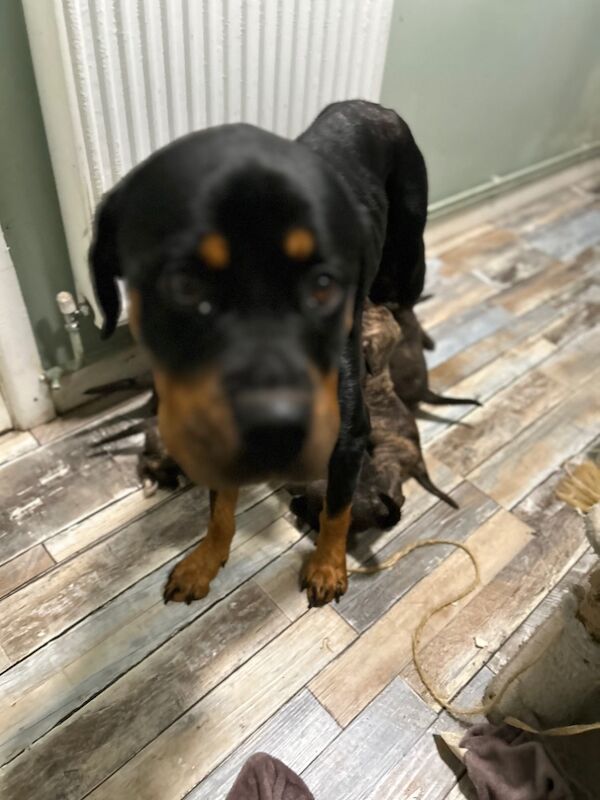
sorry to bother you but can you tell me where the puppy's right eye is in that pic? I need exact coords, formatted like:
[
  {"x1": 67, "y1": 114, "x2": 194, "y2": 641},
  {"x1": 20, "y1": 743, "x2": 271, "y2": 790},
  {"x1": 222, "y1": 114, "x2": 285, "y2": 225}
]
[{"x1": 158, "y1": 266, "x2": 205, "y2": 309}]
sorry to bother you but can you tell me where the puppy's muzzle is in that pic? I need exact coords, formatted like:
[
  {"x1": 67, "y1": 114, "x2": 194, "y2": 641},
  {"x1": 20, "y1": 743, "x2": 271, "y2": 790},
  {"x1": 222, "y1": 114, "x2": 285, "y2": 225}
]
[{"x1": 233, "y1": 388, "x2": 311, "y2": 472}]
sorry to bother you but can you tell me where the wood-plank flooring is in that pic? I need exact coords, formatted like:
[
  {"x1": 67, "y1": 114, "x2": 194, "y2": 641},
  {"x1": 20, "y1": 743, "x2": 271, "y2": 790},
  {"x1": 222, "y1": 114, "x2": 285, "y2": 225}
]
[{"x1": 0, "y1": 173, "x2": 599, "y2": 800}]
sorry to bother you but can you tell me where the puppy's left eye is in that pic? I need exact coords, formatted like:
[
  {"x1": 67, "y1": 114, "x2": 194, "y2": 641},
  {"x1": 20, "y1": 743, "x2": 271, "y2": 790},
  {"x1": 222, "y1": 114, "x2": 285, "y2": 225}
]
[
  {"x1": 158, "y1": 266, "x2": 205, "y2": 309},
  {"x1": 306, "y1": 273, "x2": 343, "y2": 312}
]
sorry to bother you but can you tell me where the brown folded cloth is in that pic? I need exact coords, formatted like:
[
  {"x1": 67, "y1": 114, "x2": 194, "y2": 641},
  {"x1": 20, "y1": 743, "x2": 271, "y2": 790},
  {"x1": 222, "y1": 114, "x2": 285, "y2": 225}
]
[
  {"x1": 225, "y1": 753, "x2": 314, "y2": 800},
  {"x1": 461, "y1": 724, "x2": 572, "y2": 800}
]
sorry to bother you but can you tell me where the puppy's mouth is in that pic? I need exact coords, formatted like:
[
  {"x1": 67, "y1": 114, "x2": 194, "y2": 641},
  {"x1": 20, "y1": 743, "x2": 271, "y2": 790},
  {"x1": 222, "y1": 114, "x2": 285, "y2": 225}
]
[{"x1": 156, "y1": 367, "x2": 340, "y2": 487}]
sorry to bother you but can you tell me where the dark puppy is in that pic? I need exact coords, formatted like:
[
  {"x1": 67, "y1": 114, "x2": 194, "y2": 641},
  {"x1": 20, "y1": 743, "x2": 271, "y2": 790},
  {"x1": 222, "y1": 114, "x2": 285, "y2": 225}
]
[
  {"x1": 388, "y1": 306, "x2": 481, "y2": 409},
  {"x1": 289, "y1": 449, "x2": 403, "y2": 535},
  {"x1": 90, "y1": 100, "x2": 428, "y2": 606}
]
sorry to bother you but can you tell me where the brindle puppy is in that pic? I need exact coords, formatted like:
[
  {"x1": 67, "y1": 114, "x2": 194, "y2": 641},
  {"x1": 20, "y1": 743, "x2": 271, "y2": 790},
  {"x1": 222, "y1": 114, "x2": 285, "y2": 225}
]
[
  {"x1": 362, "y1": 303, "x2": 458, "y2": 509},
  {"x1": 291, "y1": 302, "x2": 457, "y2": 533}
]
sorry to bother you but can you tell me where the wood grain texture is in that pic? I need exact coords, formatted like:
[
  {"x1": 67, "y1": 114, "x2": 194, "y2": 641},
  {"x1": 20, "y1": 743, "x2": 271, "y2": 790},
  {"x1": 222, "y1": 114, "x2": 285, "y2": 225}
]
[
  {"x1": 0, "y1": 582, "x2": 289, "y2": 800},
  {"x1": 495, "y1": 186, "x2": 591, "y2": 235},
  {"x1": 0, "y1": 515, "x2": 301, "y2": 765},
  {"x1": 407, "y1": 667, "x2": 497, "y2": 795},
  {"x1": 538, "y1": 325, "x2": 600, "y2": 387},
  {"x1": 0, "y1": 480, "x2": 284, "y2": 664},
  {"x1": 0, "y1": 431, "x2": 38, "y2": 466},
  {"x1": 523, "y1": 206, "x2": 600, "y2": 261},
  {"x1": 442, "y1": 664, "x2": 496, "y2": 724},
  {"x1": 427, "y1": 368, "x2": 566, "y2": 475},
  {"x1": 31, "y1": 391, "x2": 152, "y2": 445},
  {"x1": 338, "y1": 482, "x2": 498, "y2": 632},
  {"x1": 542, "y1": 282, "x2": 600, "y2": 349},
  {"x1": 445, "y1": 328, "x2": 557, "y2": 405},
  {"x1": 401, "y1": 503, "x2": 589, "y2": 709},
  {"x1": 576, "y1": 170, "x2": 600, "y2": 196},
  {"x1": 310, "y1": 508, "x2": 532, "y2": 726},
  {"x1": 362, "y1": 710, "x2": 467, "y2": 800},
  {"x1": 492, "y1": 248, "x2": 596, "y2": 316},
  {"x1": 0, "y1": 546, "x2": 54, "y2": 600},
  {"x1": 487, "y1": 550, "x2": 595, "y2": 676},
  {"x1": 0, "y1": 421, "x2": 140, "y2": 566},
  {"x1": 472, "y1": 245, "x2": 559, "y2": 289},
  {"x1": 231, "y1": 488, "x2": 291, "y2": 548},
  {"x1": 84, "y1": 608, "x2": 356, "y2": 800},
  {"x1": 435, "y1": 228, "x2": 519, "y2": 277},
  {"x1": 486, "y1": 464, "x2": 598, "y2": 676},
  {"x1": 0, "y1": 487, "x2": 209, "y2": 662},
  {"x1": 426, "y1": 304, "x2": 512, "y2": 369},
  {"x1": 188, "y1": 690, "x2": 340, "y2": 800},
  {"x1": 44, "y1": 485, "x2": 177, "y2": 561},
  {"x1": 254, "y1": 535, "x2": 315, "y2": 622},
  {"x1": 427, "y1": 303, "x2": 557, "y2": 392},
  {"x1": 1, "y1": 183, "x2": 598, "y2": 800},
  {"x1": 418, "y1": 273, "x2": 498, "y2": 329},
  {"x1": 425, "y1": 223, "x2": 494, "y2": 260},
  {"x1": 302, "y1": 678, "x2": 436, "y2": 800},
  {"x1": 468, "y1": 380, "x2": 599, "y2": 509},
  {"x1": 419, "y1": 334, "x2": 557, "y2": 444}
]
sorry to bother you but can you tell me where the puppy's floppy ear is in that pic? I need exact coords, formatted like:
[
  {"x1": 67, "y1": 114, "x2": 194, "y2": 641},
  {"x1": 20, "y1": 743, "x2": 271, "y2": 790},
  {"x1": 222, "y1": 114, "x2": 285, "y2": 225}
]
[{"x1": 89, "y1": 189, "x2": 122, "y2": 339}]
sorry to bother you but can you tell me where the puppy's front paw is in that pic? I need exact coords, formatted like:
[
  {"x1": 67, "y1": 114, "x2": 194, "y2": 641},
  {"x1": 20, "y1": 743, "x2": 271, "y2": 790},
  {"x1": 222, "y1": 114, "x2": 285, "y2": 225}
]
[
  {"x1": 302, "y1": 554, "x2": 348, "y2": 607},
  {"x1": 163, "y1": 555, "x2": 212, "y2": 604}
]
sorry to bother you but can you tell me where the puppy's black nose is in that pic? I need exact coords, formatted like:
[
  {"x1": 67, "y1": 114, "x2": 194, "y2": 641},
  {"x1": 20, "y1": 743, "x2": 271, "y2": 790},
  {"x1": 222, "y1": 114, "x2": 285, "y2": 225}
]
[{"x1": 234, "y1": 389, "x2": 310, "y2": 471}]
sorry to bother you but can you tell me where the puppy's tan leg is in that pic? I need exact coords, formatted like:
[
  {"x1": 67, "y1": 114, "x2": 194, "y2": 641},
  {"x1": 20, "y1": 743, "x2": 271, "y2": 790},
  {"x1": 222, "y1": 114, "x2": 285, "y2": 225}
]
[
  {"x1": 164, "y1": 488, "x2": 238, "y2": 604},
  {"x1": 303, "y1": 503, "x2": 351, "y2": 606}
]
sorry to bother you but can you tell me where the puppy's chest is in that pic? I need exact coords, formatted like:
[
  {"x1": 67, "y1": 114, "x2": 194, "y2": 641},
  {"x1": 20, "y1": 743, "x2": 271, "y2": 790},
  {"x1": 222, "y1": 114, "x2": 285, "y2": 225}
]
[{"x1": 364, "y1": 373, "x2": 401, "y2": 415}]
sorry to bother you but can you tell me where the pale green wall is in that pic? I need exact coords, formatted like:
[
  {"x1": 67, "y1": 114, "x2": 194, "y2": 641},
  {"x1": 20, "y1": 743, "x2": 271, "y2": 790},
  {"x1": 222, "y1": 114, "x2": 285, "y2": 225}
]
[
  {"x1": 0, "y1": 0, "x2": 75, "y2": 368},
  {"x1": 0, "y1": 0, "x2": 131, "y2": 371},
  {"x1": 381, "y1": 0, "x2": 600, "y2": 204}
]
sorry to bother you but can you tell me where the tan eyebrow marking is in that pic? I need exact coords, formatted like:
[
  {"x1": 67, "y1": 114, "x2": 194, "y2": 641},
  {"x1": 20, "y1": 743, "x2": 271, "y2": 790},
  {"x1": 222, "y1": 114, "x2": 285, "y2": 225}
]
[
  {"x1": 283, "y1": 227, "x2": 315, "y2": 261},
  {"x1": 197, "y1": 233, "x2": 230, "y2": 269}
]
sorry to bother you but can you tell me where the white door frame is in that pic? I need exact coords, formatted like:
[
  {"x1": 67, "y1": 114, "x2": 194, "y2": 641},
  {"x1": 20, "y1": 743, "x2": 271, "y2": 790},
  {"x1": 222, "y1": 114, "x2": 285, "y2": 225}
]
[{"x1": 0, "y1": 226, "x2": 55, "y2": 430}]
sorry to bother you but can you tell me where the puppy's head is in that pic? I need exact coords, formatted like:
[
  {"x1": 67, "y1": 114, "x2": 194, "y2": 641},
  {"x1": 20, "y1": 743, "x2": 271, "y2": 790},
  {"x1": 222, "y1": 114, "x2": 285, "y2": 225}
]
[
  {"x1": 90, "y1": 125, "x2": 365, "y2": 486},
  {"x1": 361, "y1": 302, "x2": 402, "y2": 376}
]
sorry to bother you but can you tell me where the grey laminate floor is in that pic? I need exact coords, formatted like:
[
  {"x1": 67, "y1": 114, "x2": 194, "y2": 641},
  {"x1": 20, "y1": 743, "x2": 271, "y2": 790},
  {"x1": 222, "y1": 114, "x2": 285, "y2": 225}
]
[{"x1": 0, "y1": 171, "x2": 599, "y2": 800}]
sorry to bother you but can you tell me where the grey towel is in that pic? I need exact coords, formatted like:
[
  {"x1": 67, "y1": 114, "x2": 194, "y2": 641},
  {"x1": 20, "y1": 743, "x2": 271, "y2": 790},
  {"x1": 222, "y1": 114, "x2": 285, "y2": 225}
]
[
  {"x1": 225, "y1": 753, "x2": 314, "y2": 800},
  {"x1": 461, "y1": 724, "x2": 572, "y2": 800}
]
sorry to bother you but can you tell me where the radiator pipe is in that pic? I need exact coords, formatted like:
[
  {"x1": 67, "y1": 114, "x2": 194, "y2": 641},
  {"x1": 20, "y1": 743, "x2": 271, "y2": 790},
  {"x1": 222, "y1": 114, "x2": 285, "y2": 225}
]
[{"x1": 42, "y1": 292, "x2": 86, "y2": 390}]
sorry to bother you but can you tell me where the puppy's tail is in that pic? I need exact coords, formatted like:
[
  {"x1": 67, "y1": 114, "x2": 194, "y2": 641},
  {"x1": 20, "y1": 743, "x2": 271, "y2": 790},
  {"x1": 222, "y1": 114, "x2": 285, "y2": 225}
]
[
  {"x1": 414, "y1": 407, "x2": 473, "y2": 428},
  {"x1": 414, "y1": 469, "x2": 459, "y2": 509},
  {"x1": 421, "y1": 388, "x2": 481, "y2": 407}
]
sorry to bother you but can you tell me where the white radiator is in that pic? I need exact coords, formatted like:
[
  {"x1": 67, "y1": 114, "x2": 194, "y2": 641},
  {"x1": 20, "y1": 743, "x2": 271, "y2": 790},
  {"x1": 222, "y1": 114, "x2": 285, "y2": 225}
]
[{"x1": 23, "y1": 0, "x2": 394, "y2": 326}]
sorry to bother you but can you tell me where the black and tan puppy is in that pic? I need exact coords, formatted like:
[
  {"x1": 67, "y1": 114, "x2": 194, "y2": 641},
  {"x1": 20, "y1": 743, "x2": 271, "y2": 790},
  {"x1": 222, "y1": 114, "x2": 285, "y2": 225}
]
[
  {"x1": 388, "y1": 306, "x2": 481, "y2": 410},
  {"x1": 89, "y1": 100, "x2": 429, "y2": 607}
]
